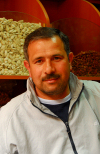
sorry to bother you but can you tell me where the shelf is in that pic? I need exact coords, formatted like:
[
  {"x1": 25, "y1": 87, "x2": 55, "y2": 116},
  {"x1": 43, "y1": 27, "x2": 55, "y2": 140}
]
[
  {"x1": 0, "y1": 75, "x2": 29, "y2": 80},
  {"x1": 0, "y1": 75, "x2": 100, "y2": 81},
  {"x1": 78, "y1": 76, "x2": 100, "y2": 81}
]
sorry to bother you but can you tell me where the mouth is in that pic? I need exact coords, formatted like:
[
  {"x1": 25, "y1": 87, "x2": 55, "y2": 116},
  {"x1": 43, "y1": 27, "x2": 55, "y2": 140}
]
[
  {"x1": 42, "y1": 74, "x2": 60, "y2": 82},
  {"x1": 44, "y1": 77, "x2": 59, "y2": 83}
]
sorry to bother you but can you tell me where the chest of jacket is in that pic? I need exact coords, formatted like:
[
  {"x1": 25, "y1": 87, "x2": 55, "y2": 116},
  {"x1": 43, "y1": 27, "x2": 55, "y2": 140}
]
[{"x1": 7, "y1": 94, "x2": 100, "y2": 154}]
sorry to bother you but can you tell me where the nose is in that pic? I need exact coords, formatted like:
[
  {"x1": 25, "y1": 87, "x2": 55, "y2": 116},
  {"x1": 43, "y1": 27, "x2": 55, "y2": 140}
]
[{"x1": 44, "y1": 60, "x2": 55, "y2": 74}]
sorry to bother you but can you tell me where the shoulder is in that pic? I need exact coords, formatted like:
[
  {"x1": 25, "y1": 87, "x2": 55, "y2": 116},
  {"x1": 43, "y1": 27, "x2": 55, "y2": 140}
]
[
  {"x1": 80, "y1": 80, "x2": 100, "y2": 122},
  {"x1": 81, "y1": 80, "x2": 100, "y2": 96},
  {"x1": 0, "y1": 92, "x2": 27, "y2": 124},
  {"x1": 0, "y1": 92, "x2": 27, "y2": 152}
]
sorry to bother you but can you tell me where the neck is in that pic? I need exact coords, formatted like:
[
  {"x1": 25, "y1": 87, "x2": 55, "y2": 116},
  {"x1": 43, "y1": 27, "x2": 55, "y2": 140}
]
[{"x1": 35, "y1": 87, "x2": 70, "y2": 100}]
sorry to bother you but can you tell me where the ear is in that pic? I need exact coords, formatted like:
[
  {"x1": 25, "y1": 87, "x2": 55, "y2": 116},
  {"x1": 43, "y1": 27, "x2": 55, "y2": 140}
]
[
  {"x1": 68, "y1": 52, "x2": 74, "y2": 71},
  {"x1": 24, "y1": 60, "x2": 32, "y2": 77}
]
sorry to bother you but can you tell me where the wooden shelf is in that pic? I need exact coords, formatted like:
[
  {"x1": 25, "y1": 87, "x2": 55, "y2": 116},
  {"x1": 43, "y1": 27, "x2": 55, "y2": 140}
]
[
  {"x1": 0, "y1": 75, "x2": 100, "y2": 81},
  {"x1": 78, "y1": 76, "x2": 100, "y2": 81},
  {"x1": 0, "y1": 75, "x2": 29, "y2": 80}
]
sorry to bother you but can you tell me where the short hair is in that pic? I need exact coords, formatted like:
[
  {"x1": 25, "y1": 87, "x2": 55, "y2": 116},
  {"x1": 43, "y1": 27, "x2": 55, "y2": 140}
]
[{"x1": 23, "y1": 27, "x2": 70, "y2": 62}]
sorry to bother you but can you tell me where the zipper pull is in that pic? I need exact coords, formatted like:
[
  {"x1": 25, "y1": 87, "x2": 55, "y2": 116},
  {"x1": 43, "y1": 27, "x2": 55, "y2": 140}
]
[{"x1": 65, "y1": 122, "x2": 71, "y2": 134}]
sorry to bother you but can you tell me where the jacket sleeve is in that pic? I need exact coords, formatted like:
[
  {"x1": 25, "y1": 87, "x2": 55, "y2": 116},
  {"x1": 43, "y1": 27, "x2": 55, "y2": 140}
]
[{"x1": 89, "y1": 81, "x2": 100, "y2": 123}]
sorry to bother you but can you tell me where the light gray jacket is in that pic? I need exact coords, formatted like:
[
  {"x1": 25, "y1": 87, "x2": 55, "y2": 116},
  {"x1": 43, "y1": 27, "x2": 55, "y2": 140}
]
[{"x1": 0, "y1": 73, "x2": 100, "y2": 154}]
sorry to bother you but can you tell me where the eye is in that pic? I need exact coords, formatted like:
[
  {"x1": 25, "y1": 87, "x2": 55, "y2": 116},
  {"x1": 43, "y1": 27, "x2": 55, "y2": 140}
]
[
  {"x1": 35, "y1": 59, "x2": 42, "y2": 64},
  {"x1": 54, "y1": 56, "x2": 61, "y2": 61}
]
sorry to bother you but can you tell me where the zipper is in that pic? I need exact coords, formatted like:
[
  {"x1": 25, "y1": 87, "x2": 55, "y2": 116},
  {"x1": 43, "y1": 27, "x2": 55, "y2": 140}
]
[
  {"x1": 32, "y1": 102, "x2": 78, "y2": 154},
  {"x1": 29, "y1": 81, "x2": 84, "y2": 154},
  {"x1": 65, "y1": 122, "x2": 78, "y2": 154},
  {"x1": 64, "y1": 84, "x2": 84, "y2": 154}
]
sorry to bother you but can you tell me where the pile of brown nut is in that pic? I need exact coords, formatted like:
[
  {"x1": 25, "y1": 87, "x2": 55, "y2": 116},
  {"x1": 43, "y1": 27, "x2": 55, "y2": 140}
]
[
  {"x1": 0, "y1": 17, "x2": 41, "y2": 76},
  {"x1": 72, "y1": 50, "x2": 100, "y2": 76}
]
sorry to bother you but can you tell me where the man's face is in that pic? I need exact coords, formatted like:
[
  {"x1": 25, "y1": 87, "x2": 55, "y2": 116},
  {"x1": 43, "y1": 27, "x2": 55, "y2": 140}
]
[{"x1": 24, "y1": 36, "x2": 73, "y2": 100}]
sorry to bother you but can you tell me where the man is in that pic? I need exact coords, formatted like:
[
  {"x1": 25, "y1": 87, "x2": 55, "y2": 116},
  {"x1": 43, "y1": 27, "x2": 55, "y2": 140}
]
[{"x1": 0, "y1": 27, "x2": 100, "y2": 154}]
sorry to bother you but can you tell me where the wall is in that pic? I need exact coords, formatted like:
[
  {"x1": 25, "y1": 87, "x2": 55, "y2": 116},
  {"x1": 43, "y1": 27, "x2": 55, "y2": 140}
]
[
  {"x1": 0, "y1": 0, "x2": 50, "y2": 26},
  {"x1": 41, "y1": 0, "x2": 100, "y2": 55}
]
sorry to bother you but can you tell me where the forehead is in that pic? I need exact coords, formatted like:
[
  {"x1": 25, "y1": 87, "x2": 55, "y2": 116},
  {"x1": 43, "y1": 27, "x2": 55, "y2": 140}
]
[
  {"x1": 28, "y1": 36, "x2": 67, "y2": 60},
  {"x1": 28, "y1": 36, "x2": 64, "y2": 52}
]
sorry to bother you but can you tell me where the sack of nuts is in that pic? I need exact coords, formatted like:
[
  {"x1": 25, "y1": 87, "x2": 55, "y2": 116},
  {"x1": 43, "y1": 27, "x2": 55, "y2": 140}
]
[
  {"x1": 0, "y1": 17, "x2": 41, "y2": 76},
  {"x1": 72, "y1": 50, "x2": 100, "y2": 76}
]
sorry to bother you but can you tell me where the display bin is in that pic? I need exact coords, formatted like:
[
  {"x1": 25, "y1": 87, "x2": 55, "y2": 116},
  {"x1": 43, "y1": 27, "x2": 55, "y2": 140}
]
[
  {"x1": 51, "y1": 17, "x2": 100, "y2": 81},
  {"x1": 0, "y1": 0, "x2": 50, "y2": 106},
  {"x1": 0, "y1": 0, "x2": 50, "y2": 80}
]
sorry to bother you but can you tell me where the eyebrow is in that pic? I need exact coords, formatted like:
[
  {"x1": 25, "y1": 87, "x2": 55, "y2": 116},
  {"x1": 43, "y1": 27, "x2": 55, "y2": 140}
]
[
  {"x1": 53, "y1": 54, "x2": 64, "y2": 58},
  {"x1": 33, "y1": 57, "x2": 43, "y2": 61}
]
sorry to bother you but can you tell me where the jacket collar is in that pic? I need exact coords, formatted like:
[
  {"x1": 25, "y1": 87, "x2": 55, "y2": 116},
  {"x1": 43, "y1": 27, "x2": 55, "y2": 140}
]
[
  {"x1": 69, "y1": 73, "x2": 84, "y2": 112},
  {"x1": 26, "y1": 73, "x2": 84, "y2": 114},
  {"x1": 26, "y1": 77, "x2": 56, "y2": 115}
]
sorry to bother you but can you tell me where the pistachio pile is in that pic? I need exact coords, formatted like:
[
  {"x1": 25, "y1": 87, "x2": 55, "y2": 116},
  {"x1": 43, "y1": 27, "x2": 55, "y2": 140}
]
[{"x1": 0, "y1": 17, "x2": 41, "y2": 76}]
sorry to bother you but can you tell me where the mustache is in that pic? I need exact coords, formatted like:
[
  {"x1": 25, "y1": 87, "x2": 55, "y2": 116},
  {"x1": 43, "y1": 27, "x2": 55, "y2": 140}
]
[{"x1": 42, "y1": 74, "x2": 60, "y2": 81}]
